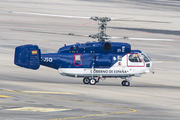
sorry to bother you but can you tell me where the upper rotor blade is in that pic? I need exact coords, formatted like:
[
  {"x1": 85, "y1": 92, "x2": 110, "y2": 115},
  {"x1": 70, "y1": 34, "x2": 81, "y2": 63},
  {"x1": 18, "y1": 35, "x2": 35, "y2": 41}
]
[
  {"x1": 111, "y1": 18, "x2": 169, "y2": 23},
  {"x1": 9, "y1": 11, "x2": 170, "y2": 23},
  {"x1": 9, "y1": 11, "x2": 91, "y2": 19},
  {"x1": 105, "y1": 36, "x2": 175, "y2": 41},
  {"x1": 11, "y1": 29, "x2": 90, "y2": 37}
]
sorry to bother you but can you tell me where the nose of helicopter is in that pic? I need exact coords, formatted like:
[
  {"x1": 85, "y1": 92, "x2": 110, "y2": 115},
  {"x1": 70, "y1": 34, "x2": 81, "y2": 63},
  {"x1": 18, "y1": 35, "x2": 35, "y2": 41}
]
[
  {"x1": 140, "y1": 52, "x2": 152, "y2": 73},
  {"x1": 144, "y1": 61, "x2": 152, "y2": 73}
]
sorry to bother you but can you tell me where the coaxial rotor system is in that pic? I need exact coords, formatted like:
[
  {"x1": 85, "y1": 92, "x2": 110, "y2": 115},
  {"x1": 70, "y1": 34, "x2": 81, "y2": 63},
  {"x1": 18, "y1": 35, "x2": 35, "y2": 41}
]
[{"x1": 9, "y1": 11, "x2": 174, "y2": 42}]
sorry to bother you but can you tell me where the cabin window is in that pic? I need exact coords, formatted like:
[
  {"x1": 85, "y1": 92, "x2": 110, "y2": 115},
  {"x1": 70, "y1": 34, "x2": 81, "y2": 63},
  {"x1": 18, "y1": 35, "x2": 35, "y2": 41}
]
[
  {"x1": 129, "y1": 54, "x2": 142, "y2": 62},
  {"x1": 75, "y1": 55, "x2": 81, "y2": 61},
  {"x1": 117, "y1": 55, "x2": 122, "y2": 61}
]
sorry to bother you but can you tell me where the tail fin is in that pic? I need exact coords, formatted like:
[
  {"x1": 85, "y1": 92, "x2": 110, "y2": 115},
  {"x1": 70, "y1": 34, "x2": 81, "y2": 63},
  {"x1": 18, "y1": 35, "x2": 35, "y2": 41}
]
[{"x1": 14, "y1": 44, "x2": 41, "y2": 70}]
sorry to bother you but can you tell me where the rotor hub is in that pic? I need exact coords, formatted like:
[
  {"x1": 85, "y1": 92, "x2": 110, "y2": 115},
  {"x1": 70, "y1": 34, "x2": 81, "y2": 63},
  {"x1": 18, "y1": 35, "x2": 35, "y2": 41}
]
[{"x1": 89, "y1": 16, "x2": 112, "y2": 42}]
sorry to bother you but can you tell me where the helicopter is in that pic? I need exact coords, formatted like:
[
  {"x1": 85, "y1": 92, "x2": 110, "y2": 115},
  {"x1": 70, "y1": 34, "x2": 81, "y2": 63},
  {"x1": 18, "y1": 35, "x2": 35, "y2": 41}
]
[{"x1": 12, "y1": 11, "x2": 174, "y2": 86}]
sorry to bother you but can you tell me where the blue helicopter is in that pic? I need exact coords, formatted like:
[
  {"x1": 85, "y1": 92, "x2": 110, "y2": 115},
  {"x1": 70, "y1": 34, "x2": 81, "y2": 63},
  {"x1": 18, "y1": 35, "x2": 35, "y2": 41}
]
[{"x1": 13, "y1": 12, "x2": 174, "y2": 86}]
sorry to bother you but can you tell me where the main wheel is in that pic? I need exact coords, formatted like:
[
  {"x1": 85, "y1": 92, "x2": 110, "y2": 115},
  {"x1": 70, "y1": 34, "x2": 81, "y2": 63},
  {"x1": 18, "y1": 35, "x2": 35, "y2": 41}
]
[
  {"x1": 90, "y1": 79, "x2": 96, "y2": 85},
  {"x1": 125, "y1": 81, "x2": 130, "y2": 86},
  {"x1": 121, "y1": 80, "x2": 130, "y2": 86},
  {"x1": 83, "y1": 77, "x2": 90, "y2": 84},
  {"x1": 121, "y1": 81, "x2": 126, "y2": 86}
]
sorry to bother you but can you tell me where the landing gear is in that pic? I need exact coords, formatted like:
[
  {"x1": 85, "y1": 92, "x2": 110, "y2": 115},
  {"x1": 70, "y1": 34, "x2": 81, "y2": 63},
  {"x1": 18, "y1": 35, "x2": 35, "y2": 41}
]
[
  {"x1": 83, "y1": 77, "x2": 97, "y2": 85},
  {"x1": 89, "y1": 78, "x2": 96, "y2": 85},
  {"x1": 83, "y1": 77, "x2": 90, "y2": 84},
  {"x1": 121, "y1": 80, "x2": 130, "y2": 86},
  {"x1": 121, "y1": 76, "x2": 131, "y2": 86}
]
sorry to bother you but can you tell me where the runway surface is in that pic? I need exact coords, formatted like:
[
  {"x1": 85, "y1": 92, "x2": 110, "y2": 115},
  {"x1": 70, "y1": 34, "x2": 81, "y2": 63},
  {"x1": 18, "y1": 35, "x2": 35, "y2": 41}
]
[{"x1": 0, "y1": 0, "x2": 180, "y2": 120}]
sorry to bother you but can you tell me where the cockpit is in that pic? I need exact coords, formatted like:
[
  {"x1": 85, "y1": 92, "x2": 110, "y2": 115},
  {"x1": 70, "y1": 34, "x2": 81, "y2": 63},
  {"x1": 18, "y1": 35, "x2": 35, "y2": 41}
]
[
  {"x1": 141, "y1": 52, "x2": 151, "y2": 68},
  {"x1": 128, "y1": 52, "x2": 151, "y2": 63},
  {"x1": 141, "y1": 53, "x2": 151, "y2": 63},
  {"x1": 127, "y1": 52, "x2": 151, "y2": 68}
]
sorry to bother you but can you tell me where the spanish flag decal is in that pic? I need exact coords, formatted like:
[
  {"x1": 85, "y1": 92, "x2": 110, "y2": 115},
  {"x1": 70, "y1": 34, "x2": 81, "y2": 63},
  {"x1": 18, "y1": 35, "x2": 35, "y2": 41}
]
[{"x1": 32, "y1": 50, "x2": 37, "y2": 55}]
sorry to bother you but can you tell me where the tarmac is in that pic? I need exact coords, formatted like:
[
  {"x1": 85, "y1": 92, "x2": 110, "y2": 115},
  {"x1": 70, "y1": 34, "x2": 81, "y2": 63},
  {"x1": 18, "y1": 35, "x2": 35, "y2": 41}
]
[{"x1": 0, "y1": 0, "x2": 180, "y2": 120}]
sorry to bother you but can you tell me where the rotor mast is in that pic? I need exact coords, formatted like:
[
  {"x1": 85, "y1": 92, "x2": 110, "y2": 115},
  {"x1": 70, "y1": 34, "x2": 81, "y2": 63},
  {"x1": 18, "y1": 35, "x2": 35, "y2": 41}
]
[{"x1": 90, "y1": 17, "x2": 111, "y2": 42}]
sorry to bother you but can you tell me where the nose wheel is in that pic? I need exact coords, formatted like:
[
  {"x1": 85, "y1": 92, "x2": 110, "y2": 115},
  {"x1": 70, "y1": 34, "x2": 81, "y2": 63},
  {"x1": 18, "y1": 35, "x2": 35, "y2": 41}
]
[{"x1": 121, "y1": 80, "x2": 130, "y2": 86}]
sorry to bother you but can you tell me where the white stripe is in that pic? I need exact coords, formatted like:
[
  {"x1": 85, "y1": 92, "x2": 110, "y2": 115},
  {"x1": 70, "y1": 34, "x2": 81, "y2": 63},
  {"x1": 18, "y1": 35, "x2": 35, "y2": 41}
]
[
  {"x1": 0, "y1": 48, "x2": 14, "y2": 51},
  {"x1": 152, "y1": 61, "x2": 163, "y2": 63}
]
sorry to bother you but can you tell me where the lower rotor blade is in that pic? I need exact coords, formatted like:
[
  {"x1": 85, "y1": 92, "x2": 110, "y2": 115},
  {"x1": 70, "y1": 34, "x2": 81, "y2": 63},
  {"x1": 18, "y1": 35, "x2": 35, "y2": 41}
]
[
  {"x1": 111, "y1": 19, "x2": 169, "y2": 23},
  {"x1": 128, "y1": 37, "x2": 174, "y2": 41},
  {"x1": 104, "y1": 37, "x2": 124, "y2": 39},
  {"x1": 104, "y1": 36, "x2": 174, "y2": 41},
  {"x1": 11, "y1": 29, "x2": 89, "y2": 37}
]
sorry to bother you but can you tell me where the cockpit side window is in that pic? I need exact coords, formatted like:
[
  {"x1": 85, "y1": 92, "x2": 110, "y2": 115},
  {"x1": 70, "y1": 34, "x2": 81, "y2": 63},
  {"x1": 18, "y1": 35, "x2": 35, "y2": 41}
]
[
  {"x1": 141, "y1": 53, "x2": 150, "y2": 62},
  {"x1": 129, "y1": 53, "x2": 142, "y2": 62}
]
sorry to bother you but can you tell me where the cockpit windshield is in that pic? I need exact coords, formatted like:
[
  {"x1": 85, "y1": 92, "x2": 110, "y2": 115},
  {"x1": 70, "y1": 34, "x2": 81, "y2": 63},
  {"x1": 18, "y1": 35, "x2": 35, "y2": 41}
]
[{"x1": 141, "y1": 53, "x2": 150, "y2": 62}]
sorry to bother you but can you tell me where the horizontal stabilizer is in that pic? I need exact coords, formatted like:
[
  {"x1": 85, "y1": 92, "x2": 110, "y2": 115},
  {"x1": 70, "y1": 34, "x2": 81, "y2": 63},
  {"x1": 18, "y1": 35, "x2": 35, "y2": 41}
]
[{"x1": 14, "y1": 45, "x2": 41, "y2": 70}]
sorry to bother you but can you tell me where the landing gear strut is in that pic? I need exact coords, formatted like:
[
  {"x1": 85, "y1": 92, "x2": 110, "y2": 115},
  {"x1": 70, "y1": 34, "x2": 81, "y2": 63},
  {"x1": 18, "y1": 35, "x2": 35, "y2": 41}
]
[{"x1": 96, "y1": 77, "x2": 100, "y2": 83}]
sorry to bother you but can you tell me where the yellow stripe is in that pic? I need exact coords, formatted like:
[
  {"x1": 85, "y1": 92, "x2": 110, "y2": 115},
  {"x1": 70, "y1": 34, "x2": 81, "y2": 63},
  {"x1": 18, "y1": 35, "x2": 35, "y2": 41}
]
[
  {"x1": 56, "y1": 109, "x2": 137, "y2": 120},
  {"x1": 0, "y1": 95, "x2": 12, "y2": 98},
  {"x1": 22, "y1": 91, "x2": 80, "y2": 95},
  {"x1": 3, "y1": 90, "x2": 80, "y2": 95},
  {"x1": 0, "y1": 90, "x2": 137, "y2": 120}
]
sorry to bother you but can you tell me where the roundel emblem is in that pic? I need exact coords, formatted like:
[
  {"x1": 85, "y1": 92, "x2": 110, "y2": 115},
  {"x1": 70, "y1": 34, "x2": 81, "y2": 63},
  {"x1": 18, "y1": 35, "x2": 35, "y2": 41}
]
[{"x1": 119, "y1": 62, "x2": 121, "y2": 66}]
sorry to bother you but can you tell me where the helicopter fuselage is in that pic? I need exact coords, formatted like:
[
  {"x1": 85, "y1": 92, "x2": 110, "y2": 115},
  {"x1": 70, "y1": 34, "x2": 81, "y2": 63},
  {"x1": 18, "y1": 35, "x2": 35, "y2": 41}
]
[{"x1": 40, "y1": 41, "x2": 152, "y2": 78}]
